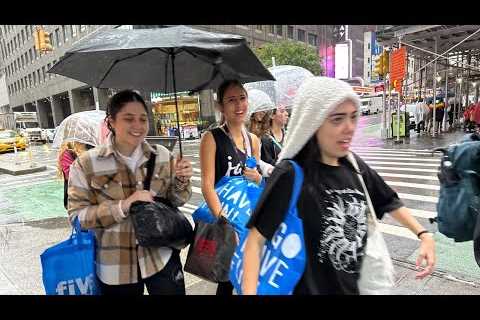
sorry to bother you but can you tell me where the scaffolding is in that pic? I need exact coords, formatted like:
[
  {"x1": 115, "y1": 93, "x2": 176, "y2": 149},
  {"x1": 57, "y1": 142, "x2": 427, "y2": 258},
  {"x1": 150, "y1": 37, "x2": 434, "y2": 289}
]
[{"x1": 375, "y1": 25, "x2": 480, "y2": 139}]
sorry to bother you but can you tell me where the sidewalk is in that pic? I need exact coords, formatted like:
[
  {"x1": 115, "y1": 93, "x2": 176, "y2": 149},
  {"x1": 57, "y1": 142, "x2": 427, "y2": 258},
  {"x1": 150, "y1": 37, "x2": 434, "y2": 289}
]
[{"x1": 2, "y1": 217, "x2": 480, "y2": 295}]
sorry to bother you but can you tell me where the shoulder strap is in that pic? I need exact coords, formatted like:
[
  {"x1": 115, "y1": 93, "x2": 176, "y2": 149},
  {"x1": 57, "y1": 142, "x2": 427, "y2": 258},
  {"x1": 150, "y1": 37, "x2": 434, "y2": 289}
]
[
  {"x1": 268, "y1": 134, "x2": 283, "y2": 150},
  {"x1": 346, "y1": 153, "x2": 378, "y2": 225},
  {"x1": 143, "y1": 147, "x2": 157, "y2": 191},
  {"x1": 242, "y1": 127, "x2": 253, "y2": 157},
  {"x1": 286, "y1": 160, "x2": 304, "y2": 214}
]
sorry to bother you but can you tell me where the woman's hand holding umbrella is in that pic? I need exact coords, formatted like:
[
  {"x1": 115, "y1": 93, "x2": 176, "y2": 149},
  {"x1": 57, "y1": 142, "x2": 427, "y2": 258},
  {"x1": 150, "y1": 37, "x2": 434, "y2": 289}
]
[{"x1": 175, "y1": 155, "x2": 192, "y2": 183}]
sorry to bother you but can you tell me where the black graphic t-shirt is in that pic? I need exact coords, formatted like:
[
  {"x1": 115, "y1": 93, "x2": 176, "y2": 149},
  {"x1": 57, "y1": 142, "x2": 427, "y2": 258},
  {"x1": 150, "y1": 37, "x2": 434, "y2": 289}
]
[
  {"x1": 211, "y1": 127, "x2": 247, "y2": 185},
  {"x1": 247, "y1": 154, "x2": 403, "y2": 295}
]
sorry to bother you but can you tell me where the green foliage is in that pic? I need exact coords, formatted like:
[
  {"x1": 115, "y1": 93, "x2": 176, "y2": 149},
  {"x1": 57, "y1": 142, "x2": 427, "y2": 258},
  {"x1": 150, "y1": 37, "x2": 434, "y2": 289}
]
[{"x1": 254, "y1": 41, "x2": 323, "y2": 76}]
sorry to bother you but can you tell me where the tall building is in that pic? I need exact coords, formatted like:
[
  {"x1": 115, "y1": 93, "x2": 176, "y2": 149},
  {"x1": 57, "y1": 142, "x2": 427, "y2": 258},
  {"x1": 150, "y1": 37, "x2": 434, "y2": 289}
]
[
  {"x1": 0, "y1": 25, "x2": 332, "y2": 131},
  {"x1": 0, "y1": 25, "x2": 115, "y2": 129}
]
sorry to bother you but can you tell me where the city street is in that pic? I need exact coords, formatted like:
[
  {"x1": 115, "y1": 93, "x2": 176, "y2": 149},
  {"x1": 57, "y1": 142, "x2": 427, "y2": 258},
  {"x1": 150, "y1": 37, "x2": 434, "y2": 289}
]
[{"x1": 1, "y1": 117, "x2": 480, "y2": 295}]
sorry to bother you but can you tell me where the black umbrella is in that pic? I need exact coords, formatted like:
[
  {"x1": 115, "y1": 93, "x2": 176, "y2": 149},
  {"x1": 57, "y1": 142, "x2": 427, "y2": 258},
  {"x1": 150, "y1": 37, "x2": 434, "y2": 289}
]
[{"x1": 48, "y1": 25, "x2": 274, "y2": 156}]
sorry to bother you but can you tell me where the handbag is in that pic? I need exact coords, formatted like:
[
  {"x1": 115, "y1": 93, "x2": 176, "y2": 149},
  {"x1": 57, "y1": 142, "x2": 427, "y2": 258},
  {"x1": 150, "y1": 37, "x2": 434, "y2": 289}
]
[
  {"x1": 346, "y1": 153, "x2": 395, "y2": 295},
  {"x1": 184, "y1": 218, "x2": 237, "y2": 283},
  {"x1": 229, "y1": 160, "x2": 306, "y2": 295},
  {"x1": 40, "y1": 217, "x2": 100, "y2": 295},
  {"x1": 130, "y1": 147, "x2": 194, "y2": 248}
]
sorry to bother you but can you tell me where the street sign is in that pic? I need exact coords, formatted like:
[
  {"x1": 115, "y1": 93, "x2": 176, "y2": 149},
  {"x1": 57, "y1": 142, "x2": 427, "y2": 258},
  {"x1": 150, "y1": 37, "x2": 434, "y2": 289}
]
[{"x1": 390, "y1": 47, "x2": 407, "y2": 94}]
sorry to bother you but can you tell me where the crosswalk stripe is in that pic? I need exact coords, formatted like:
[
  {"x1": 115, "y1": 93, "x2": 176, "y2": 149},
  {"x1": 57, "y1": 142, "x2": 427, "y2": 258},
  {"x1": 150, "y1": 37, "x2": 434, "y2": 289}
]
[
  {"x1": 384, "y1": 180, "x2": 440, "y2": 191},
  {"x1": 378, "y1": 223, "x2": 419, "y2": 241},
  {"x1": 192, "y1": 186, "x2": 202, "y2": 194},
  {"x1": 408, "y1": 208, "x2": 437, "y2": 219},
  {"x1": 376, "y1": 172, "x2": 438, "y2": 181},
  {"x1": 183, "y1": 203, "x2": 200, "y2": 210},
  {"x1": 370, "y1": 166, "x2": 438, "y2": 173},
  {"x1": 364, "y1": 160, "x2": 439, "y2": 167},
  {"x1": 352, "y1": 146, "x2": 431, "y2": 152},
  {"x1": 353, "y1": 150, "x2": 434, "y2": 156},
  {"x1": 361, "y1": 156, "x2": 440, "y2": 162},
  {"x1": 193, "y1": 168, "x2": 201, "y2": 173},
  {"x1": 397, "y1": 192, "x2": 438, "y2": 203},
  {"x1": 355, "y1": 152, "x2": 437, "y2": 158},
  {"x1": 191, "y1": 176, "x2": 201, "y2": 181}
]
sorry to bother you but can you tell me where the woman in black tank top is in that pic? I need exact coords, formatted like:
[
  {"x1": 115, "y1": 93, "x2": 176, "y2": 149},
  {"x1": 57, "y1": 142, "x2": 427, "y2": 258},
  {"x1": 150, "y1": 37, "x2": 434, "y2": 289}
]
[{"x1": 199, "y1": 79, "x2": 262, "y2": 295}]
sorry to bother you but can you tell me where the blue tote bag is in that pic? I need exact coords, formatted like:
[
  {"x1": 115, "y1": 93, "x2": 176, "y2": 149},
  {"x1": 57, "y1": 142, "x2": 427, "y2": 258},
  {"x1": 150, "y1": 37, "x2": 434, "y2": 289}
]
[
  {"x1": 40, "y1": 217, "x2": 100, "y2": 295},
  {"x1": 230, "y1": 160, "x2": 306, "y2": 295},
  {"x1": 192, "y1": 176, "x2": 264, "y2": 237}
]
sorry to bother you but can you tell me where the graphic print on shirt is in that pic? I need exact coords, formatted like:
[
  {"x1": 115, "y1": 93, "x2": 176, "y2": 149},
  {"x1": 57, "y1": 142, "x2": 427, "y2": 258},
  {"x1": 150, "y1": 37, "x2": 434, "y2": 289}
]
[
  {"x1": 317, "y1": 188, "x2": 368, "y2": 274},
  {"x1": 225, "y1": 155, "x2": 243, "y2": 177}
]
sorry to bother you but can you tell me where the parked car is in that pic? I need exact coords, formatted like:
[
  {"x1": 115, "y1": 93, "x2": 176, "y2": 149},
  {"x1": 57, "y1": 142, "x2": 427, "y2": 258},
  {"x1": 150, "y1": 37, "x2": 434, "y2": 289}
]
[{"x1": 0, "y1": 130, "x2": 27, "y2": 153}]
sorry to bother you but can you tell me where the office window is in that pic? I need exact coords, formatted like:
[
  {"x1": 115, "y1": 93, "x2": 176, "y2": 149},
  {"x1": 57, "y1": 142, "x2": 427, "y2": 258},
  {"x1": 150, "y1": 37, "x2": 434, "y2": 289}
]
[
  {"x1": 25, "y1": 26, "x2": 29, "y2": 39},
  {"x1": 33, "y1": 71, "x2": 36, "y2": 85},
  {"x1": 21, "y1": 78, "x2": 24, "y2": 90},
  {"x1": 21, "y1": 30, "x2": 25, "y2": 44},
  {"x1": 28, "y1": 74, "x2": 32, "y2": 87},
  {"x1": 55, "y1": 28, "x2": 61, "y2": 46},
  {"x1": 276, "y1": 25, "x2": 283, "y2": 36},
  {"x1": 14, "y1": 36, "x2": 17, "y2": 49},
  {"x1": 47, "y1": 63, "x2": 51, "y2": 78},
  {"x1": 21, "y1": 55, "x2": 24, "y2": 68},
  {"x1": 34, "y1": 46, "x2": 38, "y2": 59},
  {"x1": 42, "y1": 66, "x2": 46, "y2": 81},
  {"x1": 298, "y1": 29, "x2": 305, "y2": 42},
  {"x1": 14, "y1": 82, "x2": 16, "y2": 93},
  {"x1": 287, "y1": 26, "x2": 294, "y2": 39},
  {"x1": 29, "y1": 48, "x2": 33, "y2": 63},
  {"x1": 80, "y1": 25, "x2": 87, "y2": 32},
  {"x1": 71, "y1": 25, "x2": 77, "y2": 37},
  {"x1": 256, "y1": 25, "x2": 263, "y2": 31},
  {"x1": 30, "y1": 25, "x2": 34, "y2": 37},
  {"x1": 7, "y1": 42, "x2": 10, "y2": 55},
  {"x1": 308, "y1": 33, "x2": 317, "y2": 46},
  {"x1": 269, "y1": 25, "x2": 274, "y2": 34},
  {"x1": 367, "y1": 43, "x2": 370, "y2": 50},
  {"x1": 37, "y1": 69, "x2": 41, "y2": 83},
  {"x1": 368, "y1": 71, "x2": 370, "y2": 78},
  {"x1": 62, "y1": 25, "x2": 68, "y2": 42},
  {"x1": 367, "y1": 57, "x2": 370, "y2": 64}
]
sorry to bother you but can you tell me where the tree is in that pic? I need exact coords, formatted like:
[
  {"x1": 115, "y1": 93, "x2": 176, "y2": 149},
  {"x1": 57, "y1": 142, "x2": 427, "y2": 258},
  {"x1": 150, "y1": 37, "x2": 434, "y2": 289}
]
[{"x1": 254, "y1": 41, "x2": 323, "y2": 76}]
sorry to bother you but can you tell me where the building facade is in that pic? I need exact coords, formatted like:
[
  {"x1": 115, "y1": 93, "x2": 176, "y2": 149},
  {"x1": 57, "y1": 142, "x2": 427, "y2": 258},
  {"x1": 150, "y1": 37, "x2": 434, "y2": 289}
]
[{"x1": 0, "y1": 25, "x2": 332, "y2": 131}]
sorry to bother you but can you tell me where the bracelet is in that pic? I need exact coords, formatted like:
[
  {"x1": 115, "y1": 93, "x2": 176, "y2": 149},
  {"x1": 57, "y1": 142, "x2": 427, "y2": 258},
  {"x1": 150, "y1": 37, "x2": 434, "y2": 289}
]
[{"x1": 417, "y1": 230, "x2": 430, "y2": 239}]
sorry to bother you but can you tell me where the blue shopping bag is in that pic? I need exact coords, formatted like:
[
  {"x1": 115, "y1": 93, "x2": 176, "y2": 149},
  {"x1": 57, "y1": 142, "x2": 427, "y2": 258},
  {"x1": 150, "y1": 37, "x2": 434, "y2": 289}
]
[
  {"x1": 230, "y1": 160, "x2": 306, "y2": 295},
  {"x1": 192, "y1": 176, "x2": 264, "y2": 237},
  {"x1": 40, "y1": 217, "x2": 100, "y2": 295}
]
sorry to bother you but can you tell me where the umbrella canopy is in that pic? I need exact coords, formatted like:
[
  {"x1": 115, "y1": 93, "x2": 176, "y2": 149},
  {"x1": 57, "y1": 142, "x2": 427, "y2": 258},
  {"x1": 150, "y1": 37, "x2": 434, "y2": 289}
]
[
  {"x1": 48, "y1": 26, "x2": 274, "y2": 157},
  {"x1": 48, "y1": 26, "x2": 274, "y2": 93},
  {"x1": 52, "y1": 110, "x2": 108, "y2": 149},
  {"x1": 244, "y1": 65, "x2": 314, "y2": 108},
  {"x1": 247, "y1": 89, "x2": 275, "y2": 116}
]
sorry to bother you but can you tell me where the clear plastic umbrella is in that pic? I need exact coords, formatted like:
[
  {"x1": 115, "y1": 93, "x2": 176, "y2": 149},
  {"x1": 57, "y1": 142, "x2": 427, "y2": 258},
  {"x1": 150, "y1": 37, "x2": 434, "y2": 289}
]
[
  {"x1": 247, "y1": 89, "x2": 275, "y2": 116},
  {"x1": 52, "y1": 110, "x2": 109, "y2": 149},
  {"x1": 244, "y1": 65, "x2": 314, "y2": 109}
]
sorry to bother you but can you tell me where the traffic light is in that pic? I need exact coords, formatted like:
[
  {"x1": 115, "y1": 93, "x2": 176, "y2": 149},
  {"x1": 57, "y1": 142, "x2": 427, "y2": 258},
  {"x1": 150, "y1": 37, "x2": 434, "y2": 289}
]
[
  {"x1": 34, "y1": 28, "x2": 53, "y2": 52},
  {"x1": 33, "y1": 29, "x2": 41, "y2": 51},
  {"x1": 374, "y1": 52, "x2": 385, "y2": 78},
  {"x1": 382, "y1": 50, "x2": 390, "y2": 75}
]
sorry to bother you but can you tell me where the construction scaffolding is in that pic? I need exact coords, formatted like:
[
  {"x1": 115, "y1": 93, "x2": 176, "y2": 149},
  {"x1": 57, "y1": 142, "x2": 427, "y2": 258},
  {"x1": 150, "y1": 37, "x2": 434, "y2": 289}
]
[{"x1": 375, "y1": 25, "x2": 480, "y2": 139}]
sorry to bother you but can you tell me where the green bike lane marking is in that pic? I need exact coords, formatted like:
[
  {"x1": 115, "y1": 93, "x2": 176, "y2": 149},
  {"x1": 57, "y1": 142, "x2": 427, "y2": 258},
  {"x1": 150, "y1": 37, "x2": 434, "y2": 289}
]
[{"x1": 0, "y1": 180, "x2": 67, "y2": 222}]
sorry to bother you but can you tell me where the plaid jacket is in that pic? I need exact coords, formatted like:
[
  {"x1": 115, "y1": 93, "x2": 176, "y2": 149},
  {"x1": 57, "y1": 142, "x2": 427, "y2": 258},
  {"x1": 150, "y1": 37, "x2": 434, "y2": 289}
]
[{"x1": 68, "y1": 139, "x2": 192, "y2": 285}]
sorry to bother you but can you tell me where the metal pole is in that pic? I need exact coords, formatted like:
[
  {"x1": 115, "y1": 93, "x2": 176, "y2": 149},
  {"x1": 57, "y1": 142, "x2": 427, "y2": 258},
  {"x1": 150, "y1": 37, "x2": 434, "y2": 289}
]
[
  {"x1": 396, "y1": 39, "x2": 401, "y2": 143},
  {"x1": 432, "y1": 38, "x2": 437, "y2": 137},
  {"x1": 382, "y1": 80, "x2": 387, "y2": 139},
  {"x1": 443, "y1": 69, "x2": 448, "y2": 132},
  {"x1": 170, "y1": 52, "x2": 183, "y2": 158}
]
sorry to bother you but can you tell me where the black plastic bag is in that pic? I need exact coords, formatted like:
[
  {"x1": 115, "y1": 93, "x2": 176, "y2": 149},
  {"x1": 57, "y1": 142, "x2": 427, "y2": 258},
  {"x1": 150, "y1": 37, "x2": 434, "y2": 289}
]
[
  {"x1": 130, "y1": 197, "x2": 194, "y2": 248},
  {"x1": 184, "y1": 218, "x2": 237, "y2": 283}
]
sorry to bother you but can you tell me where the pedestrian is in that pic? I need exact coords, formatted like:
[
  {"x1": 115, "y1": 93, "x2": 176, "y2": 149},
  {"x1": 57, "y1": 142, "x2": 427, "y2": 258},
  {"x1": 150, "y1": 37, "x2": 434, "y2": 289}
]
[
  {"x1": 434, "y1": 101, "x2": 444, "y2": 134},
  {"x1": 67, "y1": 89, "x2": 193, "y2": 295},
  {"x1": 241, "y1": 77, "x2": 436, "y2": 295},
  {"x1": 414, "y1": 99, "x2": 425, "y2": 134},
  {"x1": 199, "y1": 79, "x2": 262, "y2": 295},
  {"x1": 57, "y1": 141, "x2": 93, "y2": 209},
  {"x1": 260, "y1": 106, "x2": 289, "y2": 166}
]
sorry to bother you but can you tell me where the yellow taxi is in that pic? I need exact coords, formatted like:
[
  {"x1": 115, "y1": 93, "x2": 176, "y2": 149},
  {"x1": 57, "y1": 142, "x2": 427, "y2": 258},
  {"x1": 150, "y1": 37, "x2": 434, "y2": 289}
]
[{"x1": 0, "y1": 130, "x2": 27, "y2": 153}]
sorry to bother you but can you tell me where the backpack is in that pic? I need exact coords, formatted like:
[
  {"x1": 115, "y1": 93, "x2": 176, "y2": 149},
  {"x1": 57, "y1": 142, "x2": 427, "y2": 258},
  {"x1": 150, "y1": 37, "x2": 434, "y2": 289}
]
[{"x1": 433, "y1": 133, "x2": 480, "y2": 242}]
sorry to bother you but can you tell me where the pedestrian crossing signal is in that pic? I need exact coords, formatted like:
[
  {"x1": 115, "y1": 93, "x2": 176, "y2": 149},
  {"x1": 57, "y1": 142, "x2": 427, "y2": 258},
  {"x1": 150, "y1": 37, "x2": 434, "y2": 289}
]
[{"x1": 34, "y1": 28, "x2": 53, "y2": 53}]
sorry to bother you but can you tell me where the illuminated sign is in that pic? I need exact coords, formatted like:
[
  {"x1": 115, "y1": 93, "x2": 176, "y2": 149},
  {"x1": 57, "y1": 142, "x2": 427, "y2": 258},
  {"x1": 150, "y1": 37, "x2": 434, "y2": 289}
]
[{"x1": 335, "y1": 43, "x2": 349, "y2": 79}]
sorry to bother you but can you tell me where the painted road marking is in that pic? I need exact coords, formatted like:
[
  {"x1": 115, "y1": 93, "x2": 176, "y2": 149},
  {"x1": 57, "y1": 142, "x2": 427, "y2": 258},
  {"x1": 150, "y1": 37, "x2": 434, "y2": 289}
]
[
  {"x1": 398, "y1": 192, "x2": 438, "y2": 203},
  {"x1": 361, "y1": 156, "x2": 440, "y2": 162},
  {"x1": 384, "y1": 180, "x2": 440, "y2": 191},
  {"x1": 364, "y1": 160, "x2": 438, "y2": 167},
  {"x1": 370, "y1": 166, "x2": 438, "y2": 173},
  {"x1": 376, "y1": 172, "x2": 438, "y2": 181}
]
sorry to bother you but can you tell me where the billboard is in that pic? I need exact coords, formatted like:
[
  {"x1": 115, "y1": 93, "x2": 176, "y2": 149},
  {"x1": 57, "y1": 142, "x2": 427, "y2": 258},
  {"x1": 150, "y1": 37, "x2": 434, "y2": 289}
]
[{"x1": 335, "y1": 43, "x2": 349, "y2": 79}]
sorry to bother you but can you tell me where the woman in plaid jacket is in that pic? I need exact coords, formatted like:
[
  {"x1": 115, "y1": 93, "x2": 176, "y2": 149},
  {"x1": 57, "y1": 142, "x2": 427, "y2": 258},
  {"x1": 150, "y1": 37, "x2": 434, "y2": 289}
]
[{"x1": 67, "y1": 90, "x2": 193, "y2": 295}]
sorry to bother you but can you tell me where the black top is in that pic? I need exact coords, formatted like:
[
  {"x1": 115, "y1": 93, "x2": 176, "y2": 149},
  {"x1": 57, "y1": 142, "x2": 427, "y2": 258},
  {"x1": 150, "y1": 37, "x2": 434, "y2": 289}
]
[
  {"x1": 211, "y1": 127, "x2": 247, "y2": 185},
  {"x1": 247, "y1": 154, "x2": 404, "y2": 295},
  {"x1": 260, "y1": 130, "x2": 284, "y2": 166}
]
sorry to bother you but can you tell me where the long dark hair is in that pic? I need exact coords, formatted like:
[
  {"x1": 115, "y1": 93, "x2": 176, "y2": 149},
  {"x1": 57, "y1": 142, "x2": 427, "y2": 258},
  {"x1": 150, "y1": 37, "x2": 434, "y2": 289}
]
[
  {"x1": 106, "y1": 90, "x2": 148, "y2": 136},
  {"x1": 216, "y1": 79, "x2": 247, "y2": 106}
]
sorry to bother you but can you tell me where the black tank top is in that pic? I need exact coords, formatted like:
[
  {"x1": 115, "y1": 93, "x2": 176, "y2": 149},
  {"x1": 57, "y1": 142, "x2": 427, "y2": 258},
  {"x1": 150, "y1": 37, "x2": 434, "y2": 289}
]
[{"x1": 211, "y1": 127, "x2": 249, "y2": 185}]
